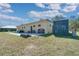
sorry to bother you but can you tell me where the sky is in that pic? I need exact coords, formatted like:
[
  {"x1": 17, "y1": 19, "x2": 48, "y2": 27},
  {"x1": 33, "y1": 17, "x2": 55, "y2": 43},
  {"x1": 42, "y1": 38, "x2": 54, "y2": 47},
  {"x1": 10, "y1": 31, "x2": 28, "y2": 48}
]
[{"x1": 0, "y1": 3, "x2": 79, "y2": 26}]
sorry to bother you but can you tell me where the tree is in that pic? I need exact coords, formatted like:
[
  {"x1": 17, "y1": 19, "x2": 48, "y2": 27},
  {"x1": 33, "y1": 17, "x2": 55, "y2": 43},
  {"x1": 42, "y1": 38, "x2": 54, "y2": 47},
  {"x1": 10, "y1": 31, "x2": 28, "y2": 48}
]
[
  {"x1": 52, "y1": 15, "x2": 66, "y2": 21},
  {"x1": 70, "y1": 17, "x2": 79, "y2": 30},
  {"x1": 70, "y1": 17, "x2": 79, "y2": 37}
]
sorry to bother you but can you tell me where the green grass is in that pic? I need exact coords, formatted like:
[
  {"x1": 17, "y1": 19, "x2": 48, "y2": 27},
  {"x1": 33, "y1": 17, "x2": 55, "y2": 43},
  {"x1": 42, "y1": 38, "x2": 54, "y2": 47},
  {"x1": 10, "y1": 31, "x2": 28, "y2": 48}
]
[{"x1": 0, "y1": 32, "x2": 79, "y2": 56}]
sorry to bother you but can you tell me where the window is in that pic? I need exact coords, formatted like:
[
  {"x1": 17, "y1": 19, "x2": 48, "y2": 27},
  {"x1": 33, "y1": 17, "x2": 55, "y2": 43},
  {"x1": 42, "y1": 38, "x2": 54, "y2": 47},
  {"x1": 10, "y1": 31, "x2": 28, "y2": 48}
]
[
  {"x1": 33, "y1": 25, "x2": 35, "y2": 27},
  {"x1": 38, "y1": 28, "x2": 45, "y2": 34},
  {"x1": 38, "y1": 24, "x2": 41, "y2": 27},
  {"x1": 22, "y1": 27, "x2": 24, "y2": 29},
  {"x1": 22, "y1": 26, "x2": 25, "y2": 29}
]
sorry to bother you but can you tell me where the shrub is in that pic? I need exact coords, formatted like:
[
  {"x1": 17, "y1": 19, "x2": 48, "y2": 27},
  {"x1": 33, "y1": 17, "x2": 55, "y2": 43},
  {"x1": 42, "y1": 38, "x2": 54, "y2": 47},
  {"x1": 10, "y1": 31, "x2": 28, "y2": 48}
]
[{"x1": 20, "y1": 34, "x2": 31, "y2": 38}]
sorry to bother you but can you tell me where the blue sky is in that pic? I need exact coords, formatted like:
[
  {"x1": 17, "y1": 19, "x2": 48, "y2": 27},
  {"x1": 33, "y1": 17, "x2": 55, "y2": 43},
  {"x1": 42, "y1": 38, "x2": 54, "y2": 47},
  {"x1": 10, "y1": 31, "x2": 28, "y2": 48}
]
[{"x1": 0, "y1": 3, "x2": 79, "y2": 26}]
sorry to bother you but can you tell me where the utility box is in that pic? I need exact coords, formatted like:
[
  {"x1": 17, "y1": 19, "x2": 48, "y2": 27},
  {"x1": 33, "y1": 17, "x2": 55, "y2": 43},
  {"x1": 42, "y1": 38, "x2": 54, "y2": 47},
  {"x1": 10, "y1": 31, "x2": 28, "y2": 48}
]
[{"x1": 53, "y1": 19, "x2": 69, "y2": 36}]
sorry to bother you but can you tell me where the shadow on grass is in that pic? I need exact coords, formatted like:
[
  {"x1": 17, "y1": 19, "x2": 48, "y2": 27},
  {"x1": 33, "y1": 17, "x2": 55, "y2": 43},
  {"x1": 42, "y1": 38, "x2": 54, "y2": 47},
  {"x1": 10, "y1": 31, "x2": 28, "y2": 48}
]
[
  {"x1": 20, "y1": 32, "x2": 79, "y2": 40},
  {"x1": 41, "y1": 33, "x2": 79, "y2": 40},
  {"x1": 54, "y1": 33, "x2": 79, "y2": 40},
  {"x1": 40, "y1": 33, "x2": 53, "y2": 37},
  {"x1": 20, "y1": 34, "x2": 31, "y2": 38}
]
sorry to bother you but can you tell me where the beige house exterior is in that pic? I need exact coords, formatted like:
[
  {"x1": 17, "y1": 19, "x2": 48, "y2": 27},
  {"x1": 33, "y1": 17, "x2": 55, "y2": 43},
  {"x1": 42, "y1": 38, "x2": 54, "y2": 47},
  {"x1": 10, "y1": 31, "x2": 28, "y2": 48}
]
[{"x1": 17, "y1": 19, "x2": 53, "y2": 34}]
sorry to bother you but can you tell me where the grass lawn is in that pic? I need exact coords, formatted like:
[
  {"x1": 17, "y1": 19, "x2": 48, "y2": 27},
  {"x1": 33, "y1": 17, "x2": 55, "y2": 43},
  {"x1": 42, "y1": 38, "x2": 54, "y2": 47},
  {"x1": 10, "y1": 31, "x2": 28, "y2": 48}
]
[{"x1": 0, "y1": 32, "x2": 79, "y2": 56}]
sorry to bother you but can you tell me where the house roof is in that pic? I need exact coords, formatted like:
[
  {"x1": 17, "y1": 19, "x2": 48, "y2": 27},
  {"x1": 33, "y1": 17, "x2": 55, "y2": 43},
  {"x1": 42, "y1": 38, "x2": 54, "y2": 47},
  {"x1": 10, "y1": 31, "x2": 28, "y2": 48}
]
[{"x1": 18, "y1": 19, "x2": 51, "y2": 26}]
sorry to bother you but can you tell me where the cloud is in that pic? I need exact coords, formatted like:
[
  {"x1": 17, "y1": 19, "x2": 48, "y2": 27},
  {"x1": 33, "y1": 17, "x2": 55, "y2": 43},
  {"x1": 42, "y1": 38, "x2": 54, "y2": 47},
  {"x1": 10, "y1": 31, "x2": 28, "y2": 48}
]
[
  {"x1": 0, "y1": 3, "x2": 21, "y2": 26},
  {"x1": 0, "y1": 13, "x2": 25, "y2": 26},
  {"x1": 77, "y1": 12, "x2": 79, "y2": 15},
  {"x1": 35, "y1": 3, "x2": 45, "y2": 8},
  {"x1": 32, "y1": 3, "x2": 79, "y2": 20},
  {"x1": 0, "y1": 13, "x2": 23, "y2": 21},
  {"x1": 35, "y1": 3, "x2": 61, "y2": 10},
  {"x1": 0, "y1": 3, "x2": 11, "y2": 9},
  {"x1": 28, "y1": 10, "x2": 64, "y2": 20},
  {"x1": 35, "y1": 3, "x2": 78, "y2": 13},
  {"x1": 2, "y1": 9, "x2": 14, "y2": 13},
  {"x1": 28, "y1": 3, "x2": 64, "y2": 20},
  {"x1": 63, "y1": 4, "x2": 78, "y2": 12},
  {"x1": 0, "y1": 3, "x2": 14, "y2": 13},
  {"x1": 47, "y1": 3, "x2": 61, "y2": 10}
]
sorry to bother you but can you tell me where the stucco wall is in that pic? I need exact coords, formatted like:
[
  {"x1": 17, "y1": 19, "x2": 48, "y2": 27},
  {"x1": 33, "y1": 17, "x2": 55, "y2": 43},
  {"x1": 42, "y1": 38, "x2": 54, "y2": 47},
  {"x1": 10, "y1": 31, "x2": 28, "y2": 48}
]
[{"x1": 17, "y1": 20, "x2": 53, "y2": 34}]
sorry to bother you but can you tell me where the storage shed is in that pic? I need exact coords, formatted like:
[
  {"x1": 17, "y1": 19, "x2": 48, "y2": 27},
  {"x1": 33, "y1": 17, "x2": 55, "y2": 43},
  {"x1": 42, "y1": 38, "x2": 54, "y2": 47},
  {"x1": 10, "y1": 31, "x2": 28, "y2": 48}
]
[{"x1": 53, "y1": 19, "x2": 69, "y2": 35}]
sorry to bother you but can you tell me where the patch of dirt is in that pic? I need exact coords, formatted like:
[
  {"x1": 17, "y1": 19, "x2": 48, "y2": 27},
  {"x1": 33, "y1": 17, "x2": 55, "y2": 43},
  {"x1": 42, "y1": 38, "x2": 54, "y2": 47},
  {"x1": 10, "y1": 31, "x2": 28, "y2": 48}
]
[{"x1": 23, "y1": 44, "x2": 37, "y2": 55}]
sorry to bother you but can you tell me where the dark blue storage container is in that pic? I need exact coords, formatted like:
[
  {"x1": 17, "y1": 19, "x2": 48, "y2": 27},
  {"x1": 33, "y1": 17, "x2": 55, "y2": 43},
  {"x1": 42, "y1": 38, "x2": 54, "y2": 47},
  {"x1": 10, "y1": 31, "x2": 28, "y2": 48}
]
[{"x1": 53, "y1": 19, "x2": 69, "y2": 35}]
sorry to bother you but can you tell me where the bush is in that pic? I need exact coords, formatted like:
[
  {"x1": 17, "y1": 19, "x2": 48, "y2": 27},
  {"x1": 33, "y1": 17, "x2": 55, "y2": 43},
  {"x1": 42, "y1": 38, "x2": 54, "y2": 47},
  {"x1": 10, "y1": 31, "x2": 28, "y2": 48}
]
[{"x1": 20, "y1": 34, "x2": 31, "y2": 38}]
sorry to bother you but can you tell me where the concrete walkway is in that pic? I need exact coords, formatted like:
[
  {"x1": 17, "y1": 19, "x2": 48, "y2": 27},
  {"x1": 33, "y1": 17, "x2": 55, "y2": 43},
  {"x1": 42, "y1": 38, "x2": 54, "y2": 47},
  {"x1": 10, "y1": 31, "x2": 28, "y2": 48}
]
[
  {"x1": 20, "y1": 33, "x2": 40, "y2": 37},
  {"x1": 7, "y1": 32, "x2": 40, "y2": 37}
]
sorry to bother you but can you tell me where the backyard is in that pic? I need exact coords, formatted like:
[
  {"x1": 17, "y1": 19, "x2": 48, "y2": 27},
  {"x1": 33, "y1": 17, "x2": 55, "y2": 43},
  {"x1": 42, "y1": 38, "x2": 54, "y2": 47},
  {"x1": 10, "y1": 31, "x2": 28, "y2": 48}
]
[{"x1": 0, "y1": 32, "x2": 79, "y2": 56}]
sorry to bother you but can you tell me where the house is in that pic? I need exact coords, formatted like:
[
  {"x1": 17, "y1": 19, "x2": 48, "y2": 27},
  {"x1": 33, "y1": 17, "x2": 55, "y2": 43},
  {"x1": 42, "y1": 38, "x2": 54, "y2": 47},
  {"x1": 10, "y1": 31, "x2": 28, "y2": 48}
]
[
  {"x1": 17, "y1": 19, "x2": 53, "y2": 34},
  {"x1": 0, "y1": 25, "x2": 16, "y2": 32},
  {"x1": 17, "y1": 19, "x2": 69, "y2": 35}
]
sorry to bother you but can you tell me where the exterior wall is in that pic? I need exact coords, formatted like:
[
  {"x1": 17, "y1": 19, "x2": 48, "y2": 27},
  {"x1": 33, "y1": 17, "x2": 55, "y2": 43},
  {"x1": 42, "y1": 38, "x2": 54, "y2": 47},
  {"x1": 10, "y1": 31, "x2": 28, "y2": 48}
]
[{"x1": 17, "y1": 20, "x2": 53, "y2": 34}]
